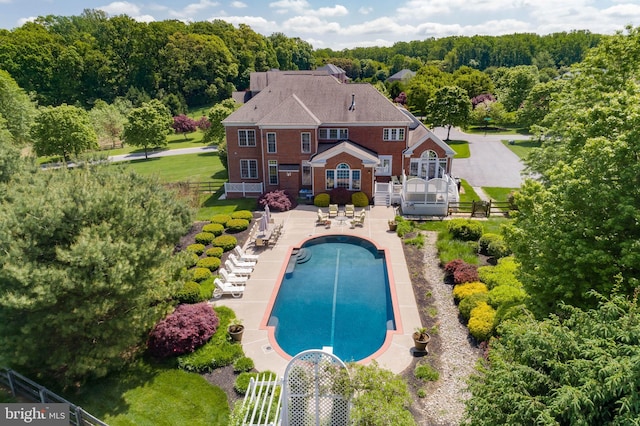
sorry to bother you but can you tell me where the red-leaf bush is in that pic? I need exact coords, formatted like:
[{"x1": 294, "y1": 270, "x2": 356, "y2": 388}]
[
  {"x1": 258, "y1": 190, "x2": 297, "y2": 212},
  {"x1": 329, "y1": 187, "x2": 352, "y2": 205},
  {"x1": 444, "y1": 259, "x2": 479, "y2": 284},
  {"x1": 147, "y1": 303, "x2": 219, "y2": 358}
]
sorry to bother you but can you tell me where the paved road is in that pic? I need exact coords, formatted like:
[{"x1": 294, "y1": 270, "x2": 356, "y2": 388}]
[
  {"x1": 433, "y1": 127, "x2": 529, "y2": 188},
  {"x1": 108, "y1": 145, "x2": 217, "y2": 163}
]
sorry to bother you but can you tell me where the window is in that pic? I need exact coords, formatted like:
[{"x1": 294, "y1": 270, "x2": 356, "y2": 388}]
[
  {"x1": 301, "y1": 132, "x2": 311, "y2": 153},
  {"x1": 326, "y1": 163, "x2": 361, "y2": 190},
  {"x1": 302, "y1": 162, "x2": 311, "y2": 185},
  {"x1": 319, "y1": 128, "x2": 348, "y2": 140},
  {"x1": 266, "y1": 133, "x2": 276, "y2": 153},
  {"x1": 268, "y1": 160, "x2": 278, "y2": 185},
  {"x1": 383, "y1": 128, "x2": 405, "y2": 141},
  {"x1": 410, "y1": 150, "x2": 447, "y2": 179},
  {"x1": 377, "y1": 155, "x2": 392, "y2": 176},
  {"x1": 238, "y1": 129, "x2": 256, "y2": 147},
  {"x1": 240, "y1": 159, "x2": 258, "y2": 179}
]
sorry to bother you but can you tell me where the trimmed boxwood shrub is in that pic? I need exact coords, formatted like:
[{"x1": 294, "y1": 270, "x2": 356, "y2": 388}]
[
  {"x1": 233, "y1": 356, "x2": 255, "y2": 373},
  {"x1": 468, "y1": 302, "x2": 496, "y2": 342},
  {"x1": 147, "y1": 303, "x2": 219, "y2": 358},
  {"x1": 231, "y1": 210, "x2": 254, "y2": 222},
  {"x1": 351, "y1": 191, "x2": 369, "y2": 207},
  {"x1": 225, "y1": 218, "x2": 249, "y2": 233},
  {"x1": 453, "y1": 281, "x2": 488, "y2": 302},
  {"x1": 478, "y1": 257, "x2": 521, "y2": 289},
  {"x1": 314, "y1": 193, "x2": 330, "y2": 207},
  {"x1": 178, "y1": 339, "x2": 244, "y2": 372},
  {"x1": 196, "y1": 257, "x2": 221, "y2": 272},
  {"x1": 185, "y1": 252, "x2": 199, "y2": 268},
  {"x1": 459, "y1": 292, "x2": 490, "y2": 321},
  {"x1": 191, "y1": 267, "x2": 212, "y2": 282},
  {"x1": 414, "y1": 364, "x2": 439, "y2": 381},
  {"x1": 212, "y1": 235, "x2": 238, "y2": 252},
  {"x1": 234, "y1": 371, "x2": 277, "y2": 395},
  {"x1": 206, "y1": 247, "x2": 224, "y2": 258},
  {"x1": 487, "y1": 239, "x2": 511, "y2": 260},
  {"x1": 447, "y1": 219, "x2": 483, "y2": 241},
  {"x1": 186, "y1": 243, "x2": 205, "y2": 255},
  {"x1": 202, "y1": 223, "x2": 224, "y2": 236},
  {"x1": 210, "y1": 214, "x2": 232, "y2": 227},
  {"x1": 195, "y1": 232, "x2": 215, "y2": 245},
  {"x1": 478, "y1": 233, "x2": 501, "y2": 255},
  {"x1": 488, "y1": 285, "x2": 528, "y2": 308},
  {"x1": 176, "y1": 281, "x2": 202, "y2": 304}
]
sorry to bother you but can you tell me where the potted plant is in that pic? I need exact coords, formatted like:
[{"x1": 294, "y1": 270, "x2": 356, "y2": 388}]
[
  {"x1": 388, "y1": 219, "x2": 397, "y2": 232},
  {"x1": 228, "y1": 319, "x2": 244, "y2": 342},
  {"x1": 413, "y1": 327, "x2": 430, "y2": 352}
]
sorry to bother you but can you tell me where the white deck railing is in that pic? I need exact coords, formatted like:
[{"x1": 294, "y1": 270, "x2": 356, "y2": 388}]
[{"x1": 224, "y1": 182, "x2": 264, "y2": 197}]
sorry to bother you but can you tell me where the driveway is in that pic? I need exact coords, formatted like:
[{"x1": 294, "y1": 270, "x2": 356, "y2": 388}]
[
  {"x1": 432, "y1": 127, "x2": 528, "y2": 188},
  {"x1": 108, "y1": 145, "x2": 217, "y2": 163}
]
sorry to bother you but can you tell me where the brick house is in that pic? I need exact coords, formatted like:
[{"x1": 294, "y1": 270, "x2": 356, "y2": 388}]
[{"x1": 223, "y1": 69, "x2": 458, "y2": 215}]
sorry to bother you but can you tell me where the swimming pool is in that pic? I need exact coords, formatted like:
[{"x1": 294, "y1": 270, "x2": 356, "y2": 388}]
[{"x1": 266, "y1": 235, "x2": 398, "y2": 362}]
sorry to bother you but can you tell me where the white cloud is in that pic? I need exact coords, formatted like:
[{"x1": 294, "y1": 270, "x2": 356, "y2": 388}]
[
  {"x1": 209, "y1": 15, "x2": 276, "y2": 34},
  {"x1": 231, "y1": 1, "x2": 247, "y2": 8},
  {"x1": 17, "y1": 16, "x2": 36, "y2": 26},
  {"x1": 358, "y1": 7, "x2": 373, "y2": 15},
  {"x1": 97, "y1": 1, "x2": 141, "y2": 16},
  {"x1": 281, "y1": 15, "x2": 342, "y2": 34},
  {"x1": 167, "y1": 0, "x2": 219, "y2": 19},
  {"x1": 312, "y1": 5, "x2": 348, "y2": 17},
  {"x1": 269, "y1": 0, "x2": 311, "y2": 14}
]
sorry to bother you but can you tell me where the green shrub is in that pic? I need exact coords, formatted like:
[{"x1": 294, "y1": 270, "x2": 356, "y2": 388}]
[
  {"x1": 436, "y1": 233, "x2": 479, "y2": 265},
  {"x1": 447, "y1": 218, "x2": 483, "y2": 241},
  {"x1": 196, "y1": 257, "x2": 221, "y2": 272},
  {"x1": 233, "y1": 356, "x2": 255, "y2": 373},
  {"x1": 195, "y1": 232, "x2": 215, "y2": 245},
  {"x1": 225, "y1": 218, "x2": 249, "y2": 233},
  {"x1": 177, "y1": 340, "x2": 244, "y2": 372},
  {"x1": 203, "y1": 223, "x2": 224, "y2": 236},
  {"x1": 212, "y1": 235, "x2": 238, "y2": 252},
  {"x1": 495, "y1": 302, "x2": 528, "y2": 325},
  {"x1": 468, "y1": 302, "x2": 496, "y2": 342},
  {"x1": 186, "y1": 243, "x2": 205, "y2": 255},
  {"x1": 414, "y1": 364, "x2": 439, "y2": 381},
  {"x1": 206, "y1": 247, "x2": 224, "y2": 258},
  {"x1": 453, "y1": 282, "x2": 488, "y2": 302},
  {"x1": 404, "y1": 233, "x2": 425, "y2": 248},
  {"x1": 185, "y1": 252, "x2": 200, "y2": 267},
  {"x1": 231, "y1": 210, "x2": 254, "y2": 222},
  {"x1": 459, "y1": 292, "x2": 490, "y2": 322},
  {"x1": 396, "y1": 218, "x2": 414, "y2": 238},
  {"x1": 487, "y1": 239, "x2": 511, "y2": 259},
  {"x1": 234, "y1": 371, "x2": 277, "y2": 395},
  {"x1": 314, "y1": 193, "x2": 330, "y2": 207},
  {"x1": 488, "y1": 285, "x2": 528, "y2": 309},
  {"x1": 210, "y1": 214, "x2": 232, "y2": 227},
  {"x1": 417, "y1": 389, "x2": 427, "y2": 398},
  {"x1": 199, "y1": 277, "x2": 215, "y2": 300},
  {"x1": 478, "y1": 233, "x2": 501, "y2": 255},
  {"x1": 191, "y1": 267, "x2": 212, "y2": 283},
  {"x1": 351, "y1": 191, "x2": 369, "y2": 207},
  {"x1": 478, "y1": 257, "x2": 521, "y2": 289},
  {"x1": 176, "y1": 281, "x2": 202, "y2": 303}
]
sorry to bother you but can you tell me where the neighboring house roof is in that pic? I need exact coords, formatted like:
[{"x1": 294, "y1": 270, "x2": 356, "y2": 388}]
[
  {"x1": 257, "y1": 94, "x2": 321, "y2": 128},
  {"x1": 223, "y1": 74, "x2": 412, "y2": 127},
  {"x1": 387, "y1": 69, "x2": 416, "y2": 82},
  {"x1": 309, "y1": 140, "x2": 380, "y2": 167}
]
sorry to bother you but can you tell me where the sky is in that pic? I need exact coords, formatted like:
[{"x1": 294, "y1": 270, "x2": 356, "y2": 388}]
[{"x1": 1, "y1": 0, "x2": 640, "y2": 50}]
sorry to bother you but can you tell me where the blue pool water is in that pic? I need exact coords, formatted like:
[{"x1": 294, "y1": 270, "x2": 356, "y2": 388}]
[{"x1": 268, "y1": 235, "x2": 395, "y2": 362}]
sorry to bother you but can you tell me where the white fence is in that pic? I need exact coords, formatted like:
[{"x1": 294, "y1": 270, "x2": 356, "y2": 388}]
[{"x1": 224, "y1": 182, "x2": 264, "y2": 197}]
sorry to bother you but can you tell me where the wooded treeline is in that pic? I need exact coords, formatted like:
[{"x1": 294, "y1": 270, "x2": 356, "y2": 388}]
[{"x1": 0, "y1": 9, "x2": 602, "y2": 111}]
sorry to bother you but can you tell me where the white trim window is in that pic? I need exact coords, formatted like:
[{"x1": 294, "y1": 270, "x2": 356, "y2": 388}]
[
  {"x1": 240, "y1": 159, "x2": 258, "y2": 179},
  {"x1": 238, "y1": 129, "x2": 256, "y2": 147},
  {"x1": 377, "y1": 155, "x2": 392, "y2": 176},
  {"x1": 301, "y1": 132, "x2": 311, "y2": 153},
  {"x1": 410, "y1": 150, "x2": 447, "y2": 179},
  {"x1": 383, "y1": 128, "x2": 405, "y2": 141},
  {"x1": 268, "y1": 160, "x2": 278, "y2": 185},
  {"x1": 326, "y1": 163, "x2": 361, "y2": 190},
  {"x1": 319, "y1": 128, "x2": 348, "y2": 140},
  {"x1": 267, "y1": 132, "x2": 277, "y2": 153}
]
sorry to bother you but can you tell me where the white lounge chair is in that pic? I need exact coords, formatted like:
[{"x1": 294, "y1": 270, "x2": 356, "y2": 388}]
[
  {"x1": 213, "y1": 278, "x2": 245, "y2": 298},
  {"x1": 229, "y1": 253, "x2": 256, "y2": 268},
  {"x1": 345, "y1": 204, "x2": 355, "y2": 218},
  {"x1": 350, "y1": 211, "x2": 366, "y2": 228},
  {"x1": 329, "y1": 204, "x2": 338, "y2": 218},
  {"x1": 224, "y1": 260, "x2": 252, "y2": 277},
  {"x1": 316, "y1": 209, "x2": 329, "y2": 225},
  {"x1": 233, "y1": 246, "x2": 259, "y2": 262},
  {"x1": 219, "y1": 267, "x2": 248, "y2": 285}
]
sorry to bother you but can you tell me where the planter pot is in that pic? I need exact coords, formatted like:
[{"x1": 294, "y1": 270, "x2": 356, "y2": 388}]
[
  {"x1": 388, "y1": 223, "x2": 397, "y2": 231},
  {"x1": 413, "y1": 332, "x2": 430, "y2": 352},
  {"x1": 228, "y1": 325, "x2": 244, "y2": 342}
]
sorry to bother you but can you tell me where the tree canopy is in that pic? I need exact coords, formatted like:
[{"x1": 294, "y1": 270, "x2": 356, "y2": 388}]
[{"x1": 123, "y1": 99, "x2": 173, "y2": 159}]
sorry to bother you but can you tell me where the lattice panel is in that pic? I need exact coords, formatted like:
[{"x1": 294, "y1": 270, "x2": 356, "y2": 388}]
[{"x1": 282, "y1": 350, "x2": 351, "y2": 426}]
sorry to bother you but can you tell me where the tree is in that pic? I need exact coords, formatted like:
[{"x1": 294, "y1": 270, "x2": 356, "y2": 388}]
[
  {"x1": 424, "y1": 86, "x2": 471, "y2": 140},
  {"x1": 493, "y1": 65, "x2": 539, "y2": 111},
  {"x1": 0, "y1": 69, "x2": 37, "y2": 145},
  {"x1": 453, "y1": 66, "x2": 494, "y2": 99},
  {"x1": 516, "y1": 80, "x2": 561, "y2": 130},
  {"x1": 172, "y1": 114, "x2": 197, "y2": 139},
  {"x1": 204, "y1": 98, "x2": 240, "y2": 144},
  {"x1": 0, "y1": 165, "x2": 192, "y2": 387},
  {"x1": 465, "y1": 290, "x2": 640, "y2": 425},
  {"x1": 505, "y1": 27, "x2": 640, "y2": 315},
  {"x1": 123, "y1": 99, "x2": 173, "y2": 159},
  {"x1": 406, "y1": 65, "x2": 453, "y2": 116},
  {"x1": 31, "y1": 104, "x2": 98, "y2": 162},
  {"x1": 89, "y1": 100, "x2": 125, "y2": 149}
]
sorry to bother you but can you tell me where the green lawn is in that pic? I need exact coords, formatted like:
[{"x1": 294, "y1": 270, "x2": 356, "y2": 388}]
[
  {"x1": 482, "y1": 187, "x2": 518, "y2": 202},
  {"x1": 117, "y1": 152, "x2": 225, "y2": 183},
  {"x1": 502, "y1": 138, "x2": 541, "y2": 160},
  {"x1": 459, "y1": 179, "x2": 479, "y2": 202},
  {"x1": 447, "y1": 140, "x2": 470, "y2": 158},
  {"x1": 103, "y1": 131, "x2": 212, "y2": 156},
  {"x1": 465, "y1": 126, "x2": 530, "y2": 135}
]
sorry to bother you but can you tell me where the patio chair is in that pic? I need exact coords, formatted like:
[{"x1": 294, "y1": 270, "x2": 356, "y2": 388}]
[
  {"x1": 224, "y1": 260, "x2": 252, "y2": 276},
  {"x1": 345, "y1": 204, "x2": 355, "y2": 218},
  {"x1": 229, "y1": 253, "x2": 256, "y2": 269},
  {"x1": 219, "y1": 267, "x2": 248, "y2": 285},
  {"x1": 255, "y1": 236, "x2": 270, "y2": 248},
  {"x1": 329, "y1": 204, "x2": 338, "y2": 218},
  {"x1": 316, "y1": 209, "x2": 329, "y2": 225},
  {"x1": 233, "y1": 246, "x2": 259, "y2": 262},
  {"x1": 350, "y1": 211, "x2": 366, "y2": 228},
  {"x1": 213, "y1": 278, "x2": 245, "y2": 298}
]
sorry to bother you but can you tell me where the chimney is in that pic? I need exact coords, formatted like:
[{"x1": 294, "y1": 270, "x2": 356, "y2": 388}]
[{"x1": 348, "y1": 93, "x2": 355, "y2": 111}]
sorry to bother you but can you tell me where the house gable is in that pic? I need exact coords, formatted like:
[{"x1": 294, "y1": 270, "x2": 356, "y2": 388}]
[{"x1": 309, "y1": 141, "x2": 379, "y2": 168}]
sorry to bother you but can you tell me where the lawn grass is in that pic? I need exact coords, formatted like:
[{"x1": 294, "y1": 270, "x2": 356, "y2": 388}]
[
  {"x1": 502, "y1": 138, "x2": 541, "y2": 160},
  {"x1": 447, "y1": 140, "x2": 470, "y2": 158},
  {"x1": 103, "y1": 131, "x2": 212, "y2": 156},
  {"x1": 69, "y1": 361, "x2": 229, "y2": 426},
  {"x1": 465, "y1": 126, "x2": 530, "y2": 135},
  {"x1": 482, "y1": 187, "x2": 517, "y2": 202},
  {"x1": 117, "y1": 152, "x2": 225, "y2": 183},
  {"x1": 459, "y1": 179, "x2": 479, "y2": 202}
]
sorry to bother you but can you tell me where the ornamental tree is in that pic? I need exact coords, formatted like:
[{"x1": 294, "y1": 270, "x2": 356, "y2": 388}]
[
  {"x1": 172, "y1": 114, "x2": 197, "y2": 139},
  {"x1": 204, "y1": 98, "x2": 239, "y2": 143},
  {"x1": 123, "y1": 99, "x2": 173, "y2": 159},
  {"x1": 424, "y1": 85, "x2": 471, "y2": 140},
  {"x1": 0, "y1": 164, "x2": 192, "y2": 387}
]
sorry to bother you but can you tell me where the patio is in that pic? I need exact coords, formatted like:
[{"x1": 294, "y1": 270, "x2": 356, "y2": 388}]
[{"x1": 213, "y1": 204, "x2": 422, "y2": 375}]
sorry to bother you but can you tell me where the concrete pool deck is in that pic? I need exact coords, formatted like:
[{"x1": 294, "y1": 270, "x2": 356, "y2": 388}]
[{"x1": 214, "y1": 204, "x2": 422, "y2": 376}]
